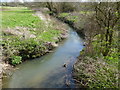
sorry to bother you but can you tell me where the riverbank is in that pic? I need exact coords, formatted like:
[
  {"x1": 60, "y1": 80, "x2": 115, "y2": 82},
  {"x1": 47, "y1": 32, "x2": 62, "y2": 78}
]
[
  {"x1": 0, "y1": 62, "x2": 13, "y2": 89},
  {"x1": 1, "y1": 6, "x2": 68, "y2": 87},
  {"x1": 73, "y1": 29, "x2": 119, "y2": 88},
  {"x1": 0, "y1": 4, "x2": 119, "y2": 88},
  {"x1": 55, "y1": 11, "x2": 94, "y2": 38},
  {"x1": 2, "y1": 29, "x2": 84, "y2": 88},
  {"x1": 71, "y1": 10, "x2": 119, "y2": 88},
  {"x1": 73, "y1": 55, "x2": 118, "y2": 88},
  {"x1": 53, "y1": 10, "x2": 119, "y2": 88},
  {"x1": 1, "y1": 7, "x2": 68, "y2": 63}
]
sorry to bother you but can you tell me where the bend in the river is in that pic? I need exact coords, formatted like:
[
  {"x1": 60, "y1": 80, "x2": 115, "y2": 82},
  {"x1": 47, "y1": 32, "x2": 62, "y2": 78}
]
[{"x1": 3, "y1": 28, "x2": 84, "y2": 88}]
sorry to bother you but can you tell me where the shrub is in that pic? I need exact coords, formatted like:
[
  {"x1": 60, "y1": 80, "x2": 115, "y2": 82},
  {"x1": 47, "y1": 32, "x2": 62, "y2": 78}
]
[
  {"x1": 11, "y1": 56, "x2": 22, "y2": 65},
  {"x1": 59, "y1": 13, "x2": 70, "y2": 18}
]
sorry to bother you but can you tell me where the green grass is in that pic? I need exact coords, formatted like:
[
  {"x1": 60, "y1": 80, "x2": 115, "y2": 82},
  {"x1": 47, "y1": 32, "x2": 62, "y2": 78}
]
[
  {"x1": 39, "y1": 29, "x2": 61, "y2": 42},
  {"x1": 2, "y1": 7, "x2": 40, "y2": 28},
  {"x1": 58, "y1": 11, "x2": 93, "y2": 30},
  {"x1": 58, "y1": 13, "x2": 70, "y2": 17},
  {"x1": 58, "y1": 13, "x2": 79, "y2": 22},
  {"x1": 1, "y1": 6, "x2": 64, "y2": 65}
]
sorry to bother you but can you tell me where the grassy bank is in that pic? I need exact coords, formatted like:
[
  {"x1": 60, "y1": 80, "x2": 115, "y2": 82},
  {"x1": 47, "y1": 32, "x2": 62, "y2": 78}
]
[
  {"x1": 56, "y1": 11, "x2": 94, "y2": 37},
  {"x1": 1, "y1": 7, "x2": 68, "y2": 65}
]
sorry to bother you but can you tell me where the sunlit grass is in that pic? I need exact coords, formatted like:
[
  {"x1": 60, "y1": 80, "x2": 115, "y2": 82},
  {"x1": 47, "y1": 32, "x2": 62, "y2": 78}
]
[
  {"x1": 1, "y1": 7, "x2": 63, "y2": 65},
  {"x1": 2, "y1": 7, "x2": 40, "y2": 28}
]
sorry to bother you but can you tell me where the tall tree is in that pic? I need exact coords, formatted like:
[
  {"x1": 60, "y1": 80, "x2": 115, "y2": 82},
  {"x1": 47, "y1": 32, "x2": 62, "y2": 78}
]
[{"x1": 94, "y1": 2, "x2": 120, "y2": 56}]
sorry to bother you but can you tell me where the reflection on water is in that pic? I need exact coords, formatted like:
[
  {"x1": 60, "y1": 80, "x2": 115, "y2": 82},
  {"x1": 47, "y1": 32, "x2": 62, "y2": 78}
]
[{"x1": 3, "y1": 28, "x2": 84, "y2": 88}]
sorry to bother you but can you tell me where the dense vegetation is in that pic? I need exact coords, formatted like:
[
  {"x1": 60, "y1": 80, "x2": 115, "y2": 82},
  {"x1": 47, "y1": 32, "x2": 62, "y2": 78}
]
[
  {"x1": 2, "y1": 7, "x2": 39, "y2": 28},
  {"x1": 1, "y1": 2, "x2": 119, "y2": 88},
  {"x1": 1, "y1": 6, "x2": 67, "y2": 65},
  {"x1": 73, "y1": 3, "x2": 119, "y2": 88},
  {"x1": 43, "y1": 2, "x2": 119, "y2": 88}
]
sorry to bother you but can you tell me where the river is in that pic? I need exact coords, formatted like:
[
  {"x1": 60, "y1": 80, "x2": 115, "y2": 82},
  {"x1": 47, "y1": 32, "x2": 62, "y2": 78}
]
[{"x1": 2, "y1": 28, "x2": 84, "y2": 88}]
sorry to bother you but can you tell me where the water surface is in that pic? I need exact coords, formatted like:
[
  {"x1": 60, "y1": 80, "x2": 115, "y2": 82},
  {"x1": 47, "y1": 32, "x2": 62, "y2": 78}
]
[{"x1": 3, "y1": 28, "x2": 84, "y2": 88}]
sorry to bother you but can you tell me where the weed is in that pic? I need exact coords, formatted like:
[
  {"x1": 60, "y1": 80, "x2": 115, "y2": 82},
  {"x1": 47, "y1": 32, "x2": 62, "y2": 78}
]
[{"x1": 11, "y1": 56, "x2": 22, "y2": 65}]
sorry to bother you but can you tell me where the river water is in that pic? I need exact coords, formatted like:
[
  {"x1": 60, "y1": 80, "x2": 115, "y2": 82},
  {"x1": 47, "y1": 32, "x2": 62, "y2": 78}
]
[{"x1": 3, "y1": 28, "x2": 84, "y2": 88}]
